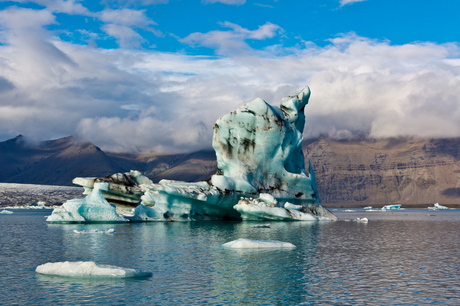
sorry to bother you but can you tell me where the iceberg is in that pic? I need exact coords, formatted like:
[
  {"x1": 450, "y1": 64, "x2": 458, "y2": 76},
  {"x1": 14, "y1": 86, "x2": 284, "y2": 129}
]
[
  {"x1": 46, "y1": 183, "x2": 128, "y2": 223},
  {"x1": 72, "y1": 86, "x2": 336, "y2": 222},
  {"x1": 35, "y1": 261, "x2": 152, "y2": 278},
  {"x1": 428, "y1": 203, "x2": 449, "y2": 210},
  {"x1": 381, "y1": 204, "x2": 402, "y2": 210},
  {"x1": 222, "y1": 238, "x2": 296, "y2": 249},
  {"x1": 0, "y1": 209, "x2": 14, "y2": 214}
]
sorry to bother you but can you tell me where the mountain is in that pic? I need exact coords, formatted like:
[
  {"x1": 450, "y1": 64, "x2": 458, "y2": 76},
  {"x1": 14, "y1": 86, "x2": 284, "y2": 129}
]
[
  {"x1": 0, "y1": 135, "x2": 217, "y2": 186},
  {"x1": 1, "y1": 135, "x2": 459, "y2": 206},
  {"x1": 304, "y1": 137, "x2": 460, "y2": 206}
]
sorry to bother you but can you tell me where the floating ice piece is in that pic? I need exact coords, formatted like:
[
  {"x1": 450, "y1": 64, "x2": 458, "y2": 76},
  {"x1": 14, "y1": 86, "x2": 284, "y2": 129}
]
[
  {"x1": 381, "y1": 204, "x2": 402, "y2": 210},
  {"x1": 0, "y1": 210, "x2": 14, "y2": 214},
  {"x1": 251, "y1": 224, "x2": 271, "y2": 228},
  {"x1": 35, "y1": 261, "x2": 152, "y2": 278},
  {"x1": 427, "y1": 203, "x2": 449, "y2": 210},
  {"x1": 73, "y1": 228, "x2": 116, "y2": 234},
  {"x1": 355, "y1": 217, "x2": 369, "y2": 223},
  {"x1": 222, "y1": 238, "x2": 296, "y2": 249},
  {"x1": 46, "y1": 183, "x2": 128, "y2": 223},
  {"x1": 364, "y1": 206, "x2": 373, "y2": 210}
]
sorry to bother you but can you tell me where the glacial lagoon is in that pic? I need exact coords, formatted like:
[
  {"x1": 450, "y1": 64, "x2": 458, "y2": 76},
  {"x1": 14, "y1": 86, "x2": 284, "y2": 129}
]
[{"x1": 1, "y1": 208, "x2": 459, "y2": 305}]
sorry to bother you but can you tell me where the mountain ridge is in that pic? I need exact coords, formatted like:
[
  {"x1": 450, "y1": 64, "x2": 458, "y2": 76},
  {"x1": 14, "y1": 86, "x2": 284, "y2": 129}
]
[{"x1": 1, "y1": 135, "x2": 459, "y2": 206}]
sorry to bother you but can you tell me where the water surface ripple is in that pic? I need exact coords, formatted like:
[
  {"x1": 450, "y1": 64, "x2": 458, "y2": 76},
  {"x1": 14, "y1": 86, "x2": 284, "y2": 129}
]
[{"x1": 0, "y1": 209, "x2": 459, "y2": 305}]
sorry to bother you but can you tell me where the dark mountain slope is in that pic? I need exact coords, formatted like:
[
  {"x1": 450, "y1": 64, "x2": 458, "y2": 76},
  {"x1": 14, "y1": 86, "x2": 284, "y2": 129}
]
[{"x1": 1, "y1": 135, "x2": 459, "y2": 206}]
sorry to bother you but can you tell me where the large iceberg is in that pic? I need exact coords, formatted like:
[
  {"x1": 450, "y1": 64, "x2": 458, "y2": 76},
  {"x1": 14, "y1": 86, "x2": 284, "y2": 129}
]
[
  {"x1": 71, "y1": 86, "x2": 336, "y2": 222},
  {"x1": 46, "y1": 183, "x2": 128, "y2": 223}
]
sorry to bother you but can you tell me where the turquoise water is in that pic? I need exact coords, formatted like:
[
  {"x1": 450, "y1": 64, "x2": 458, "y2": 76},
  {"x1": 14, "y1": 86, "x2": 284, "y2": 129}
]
[{"x1": 1, "y1": 208, "x2": 459, "y2": 305}]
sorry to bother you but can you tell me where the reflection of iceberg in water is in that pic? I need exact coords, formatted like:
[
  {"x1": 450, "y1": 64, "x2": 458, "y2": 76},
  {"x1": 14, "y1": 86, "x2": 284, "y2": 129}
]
[{"x1": 69, "y1": 86, "x2": 336, "y2": 222}]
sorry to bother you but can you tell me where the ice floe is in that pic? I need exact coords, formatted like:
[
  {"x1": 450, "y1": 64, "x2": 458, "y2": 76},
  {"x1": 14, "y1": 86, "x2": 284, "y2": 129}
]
[
  {"x1": 222, "y1": 238, "x2": 296, "y2": 249},
  {"x1": 355, "y1": 217, "x2": 369, "y2": 223},
  {"x1": 73, "y1": 228, "x2": 116, "y2": 234},
  {"x1": 35, "y1": 261, "x2": 152, "y2": 278},
  {"x1": 251, "y1": 224, "x2": 271, "y2": 228}
]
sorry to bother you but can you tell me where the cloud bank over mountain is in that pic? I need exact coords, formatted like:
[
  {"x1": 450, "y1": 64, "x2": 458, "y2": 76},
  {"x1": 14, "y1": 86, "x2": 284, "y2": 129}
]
[{"x1": 0, "y1": 1, "x2": 459, "y2": 153}]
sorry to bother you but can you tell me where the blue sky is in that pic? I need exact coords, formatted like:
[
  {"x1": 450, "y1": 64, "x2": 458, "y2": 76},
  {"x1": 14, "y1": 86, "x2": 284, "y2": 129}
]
[{"x1": 0, "y1": 0, "x2": 459, "y2": 153}]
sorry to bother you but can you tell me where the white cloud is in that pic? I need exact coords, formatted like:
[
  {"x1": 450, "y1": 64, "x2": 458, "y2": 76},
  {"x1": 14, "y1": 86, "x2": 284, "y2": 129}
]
[
  {"x1": 102, "y1": 23, "x2": 144, "y2": 47},
  {"x1": 103, "y1": 0, "x2": 169, "y2": 5},
  {"x1": 181, "y1": 22, "x2": 282, "y2": 56},
  {"x1": 98, "y1": 8, "x2": 159, "y2": 47},
  {"x1": 0, "y1": 0, "x2": 92, "y2": 15},
  {"x1": 202, "y1": 0, "x2": 246, "y2": 5},
  {"x1": 0, "y1": 7, "x2": 459, "y2": 153},
  {"x1": 99, "y1": 9, "x2": 155, "y2": 27},
  {"x1": 340, "y1": 0, "x2": 367, "y2": 6}
]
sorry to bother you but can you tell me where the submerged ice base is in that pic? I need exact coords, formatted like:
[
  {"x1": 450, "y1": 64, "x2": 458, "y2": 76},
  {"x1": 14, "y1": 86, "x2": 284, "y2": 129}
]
[{"x1": 71, "y1": 86, "x2": 336, "y2": 222}]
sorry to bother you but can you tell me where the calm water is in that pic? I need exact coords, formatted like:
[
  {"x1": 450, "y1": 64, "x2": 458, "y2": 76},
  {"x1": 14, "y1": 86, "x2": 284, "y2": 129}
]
[{"x1": 1, "y1": 208, "x2": 459, "y2": 305}]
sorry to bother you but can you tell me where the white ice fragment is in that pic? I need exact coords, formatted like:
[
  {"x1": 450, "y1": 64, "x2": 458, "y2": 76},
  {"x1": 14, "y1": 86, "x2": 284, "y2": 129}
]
[
  {"x1": 251, "y1": 224, "x2": 271, "y2": 228},
  {"x1": 35, "y1": 261, "x2": 152, "y2": 278},
  {"x1": 428, "y1": 203, "x2": 449, "y2": 210},
  {"x1": 73, "y1": 228, "x2": 116, "y2": 234},
  {"x1": 364, "y1": 206, "x2": 373, "y2": 210},
  {"x1": 234, "y1": 202, "x2": 320, "y2": 221},
  {"x1": 381, "y1": 204, "x2": 402, "y2": 210},
  {"x1": 222, "y1": 238, "x2": 296, "y2": 249},
  {"x1": 46, "y1": 183, "x2": 128, "y2": 223},
  {"x1": 0, "y1": 210, "x2": 14, "y2": 214},
  {"x1": 284, "y1": 202, "x2": 302, "y2": 210},
  {"x1": 259, "y1": 193, "x2": 277, "y2": 205},
  {"x1": 355, "y1": 217, "x2": 369, "y2": 223}
]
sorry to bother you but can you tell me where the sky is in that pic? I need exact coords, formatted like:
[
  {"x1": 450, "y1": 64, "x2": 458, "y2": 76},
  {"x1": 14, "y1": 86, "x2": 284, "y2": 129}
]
[{"x1": 0, "y1": 0, "x2": 459, "y2": 153}]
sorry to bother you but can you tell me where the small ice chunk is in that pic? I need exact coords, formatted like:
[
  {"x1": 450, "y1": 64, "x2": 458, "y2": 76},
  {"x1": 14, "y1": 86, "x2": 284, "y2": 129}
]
[
  {"x1": 251, "y1": 224, "x2": 271, "y2": 228},
  {"x1": 381, "y1": 204, "x2": 401, "y2": 210},
  {"x1": 258, "y1": 193, "x2": 277, "y2": 205},
  {"x1": 222, "y1": 238, "x2": 296, "y2": 249},
  {"x1": 73, "y1": 228, "x2": 116, "y2": 234},
  {"x1": 355, "y1": 217, "x2": 369, "y2": 223},
  {"x1": 284, "y1": 202, "x2": 302, "y2": 210},
  {"x1": 35, "y1": 261, "x2": 152, "y2": 278},
  {"x1": 0, "y1": 210, "x2": 14, "y2": 214},
  {"x1": 428, "y1": 203, "x2": 449, "y2": 210},
  {"x1": 364, "y1": 206, "x2": 373, "y2": 210}
]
